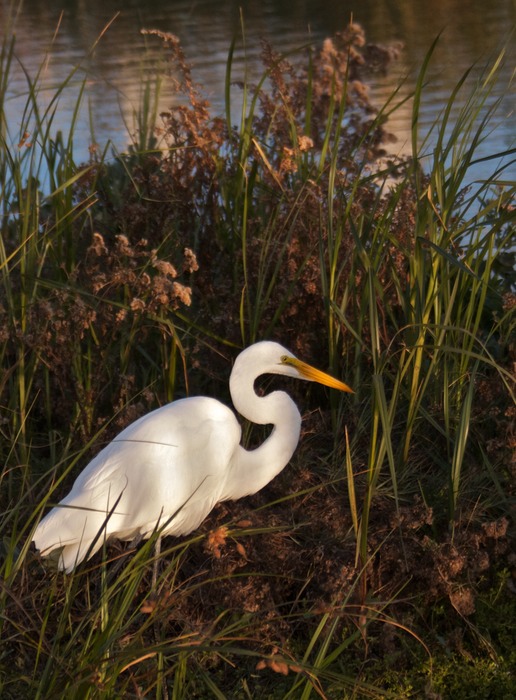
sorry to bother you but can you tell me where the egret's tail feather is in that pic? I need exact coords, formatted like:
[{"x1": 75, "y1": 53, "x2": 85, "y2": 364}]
[{"x1": 33, "y1": 505, "x2": 111, "y2": 572}]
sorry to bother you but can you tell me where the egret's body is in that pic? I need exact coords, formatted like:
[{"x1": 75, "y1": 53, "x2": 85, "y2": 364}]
[{"x1": 33, "y1": 341, "x2": 352, "y2": 572}]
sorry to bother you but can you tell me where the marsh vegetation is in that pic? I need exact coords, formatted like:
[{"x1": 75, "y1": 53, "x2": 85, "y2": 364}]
[{"x1": 0, "y1": 18, "x2": 514, "y2": 699}]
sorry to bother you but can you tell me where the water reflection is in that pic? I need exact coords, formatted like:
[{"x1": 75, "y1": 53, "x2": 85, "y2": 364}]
[{"x1": 1, "y1": 0, "x2": 514, "y2": 177}]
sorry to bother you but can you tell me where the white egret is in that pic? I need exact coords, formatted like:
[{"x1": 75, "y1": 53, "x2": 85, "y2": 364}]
[{"x1": 33, "y1": 341, "x2": 352, "y2": 572}]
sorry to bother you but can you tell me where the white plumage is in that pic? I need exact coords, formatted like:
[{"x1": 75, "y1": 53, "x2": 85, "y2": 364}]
[{"x1": 33, "y1": 341, "x2": 352, "y2": 572}]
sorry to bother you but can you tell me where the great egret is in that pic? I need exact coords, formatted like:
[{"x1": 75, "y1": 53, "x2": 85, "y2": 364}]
[{"x1": 33, "y1": 341, "x2": 352, "y2": 572}]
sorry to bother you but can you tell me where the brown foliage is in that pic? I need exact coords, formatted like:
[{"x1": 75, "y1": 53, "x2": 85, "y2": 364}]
[
  {"x1": 0, "y1": 232, "x2": 196, "y2": 443},
  {"x1": 82, "y1": 23, "x2": 405, "y2": 368}
]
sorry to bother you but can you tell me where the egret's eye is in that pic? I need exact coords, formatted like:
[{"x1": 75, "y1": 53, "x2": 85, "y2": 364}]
[{"x1": 280, "y1": 355, "x2": 296, "y2": 368}]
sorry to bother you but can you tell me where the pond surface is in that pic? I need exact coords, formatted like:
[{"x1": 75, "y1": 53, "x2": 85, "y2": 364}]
[{"x1": 1, "y1": 0, "x2": 515, "y2": 180}]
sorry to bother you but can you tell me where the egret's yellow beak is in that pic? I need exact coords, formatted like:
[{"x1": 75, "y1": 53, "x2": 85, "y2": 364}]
[{"x1": 283, "y1": 357, "x2": 354, "y2": 393}]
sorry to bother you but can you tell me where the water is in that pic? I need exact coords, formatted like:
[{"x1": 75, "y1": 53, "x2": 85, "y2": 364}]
[{"x1": 1, "y1": 0, "x2": 515, "y2": 179}]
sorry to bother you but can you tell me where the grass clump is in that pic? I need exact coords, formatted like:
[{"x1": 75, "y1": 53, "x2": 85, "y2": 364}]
[{"x1": 1, "y1": 14, "x2": 515, "y2": 699}]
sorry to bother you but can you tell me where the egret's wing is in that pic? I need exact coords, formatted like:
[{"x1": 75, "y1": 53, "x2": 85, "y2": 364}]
[{"x1": 33, "y1": 397, "x2": 241, "y2": 571}]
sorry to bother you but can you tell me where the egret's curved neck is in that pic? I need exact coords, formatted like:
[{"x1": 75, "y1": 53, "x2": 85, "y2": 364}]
[{"x1": 223, "y1": 366, "x2": 302, "y2": 501}]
